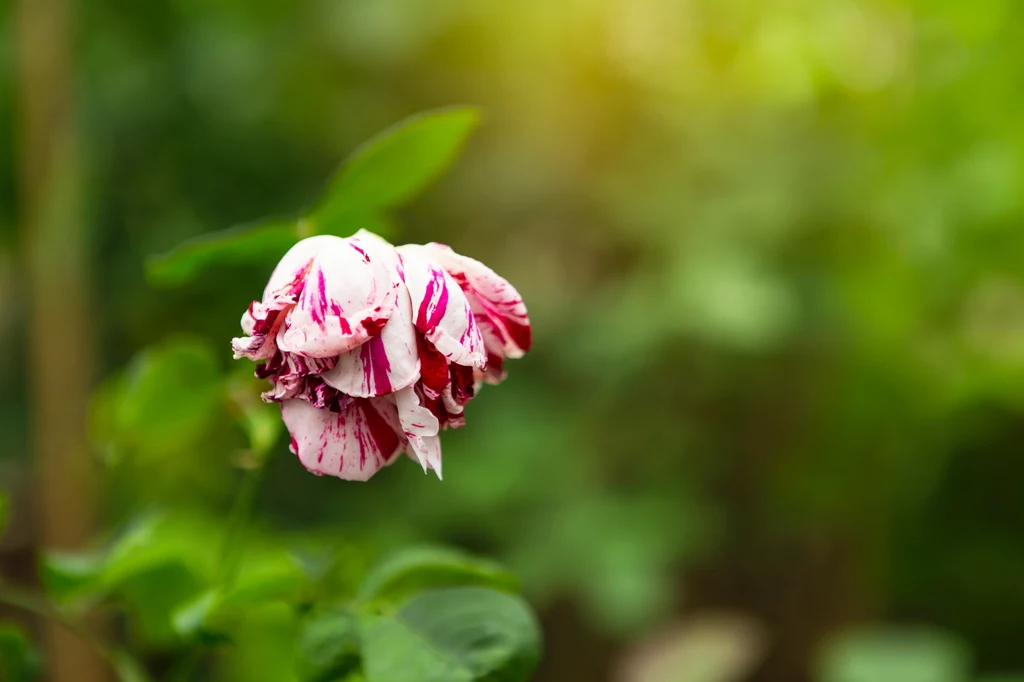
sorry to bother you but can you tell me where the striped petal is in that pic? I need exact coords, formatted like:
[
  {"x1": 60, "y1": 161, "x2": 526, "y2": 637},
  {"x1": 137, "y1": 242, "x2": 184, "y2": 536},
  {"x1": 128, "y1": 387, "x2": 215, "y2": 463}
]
[
  {"x1": 234, "y1": 237, "x2": 335, "y2": 360},
  {"x1": 421, "y1": 243, "x2": 531, "y2": 360},
  {"x1": 262, "y1": 235, "x2": 341, "y2": 300},
  {"x1": 394, "y1": 386, "x2": 442, "y2": 479},
  {"x1": 320, "y1": 279, "x2": 419, "y2": 397},
  {"x1": 282, "y1": 397, "x2": 403, "y2": 481},
  {"x1": 232, "y1": 289, "x2": 297, "y2": 361},
  {"x1": 397, "y1": 245, "x2": 486, "y2": 369},
  {"x1": 278, "y1": 234, "x2": 400, "y2": 358}
]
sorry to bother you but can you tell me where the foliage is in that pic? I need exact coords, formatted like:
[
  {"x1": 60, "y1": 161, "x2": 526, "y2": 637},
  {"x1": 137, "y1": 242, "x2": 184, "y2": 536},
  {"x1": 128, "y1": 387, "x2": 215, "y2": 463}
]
[
  {"x1": 4, "y1": 0, "x2": 1024, "y2": 680},
  {"x1": 1, "y1": 111, "x2": 541, "y2": 682},
  {"x1": 146, "y1": 107, "x2": 479, "y2": 287},
  {"x1": 0, "y1": 623, "x2": 41, "y2": 682}
]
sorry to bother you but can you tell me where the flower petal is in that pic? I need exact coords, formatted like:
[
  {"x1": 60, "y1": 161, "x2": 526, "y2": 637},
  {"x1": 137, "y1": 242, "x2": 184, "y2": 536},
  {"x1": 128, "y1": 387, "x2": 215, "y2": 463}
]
[
  {"x1": 234, "y1": 236, "x2": 342, "y2": 360},
  {"x1": 476, "y1": 352, "x2": 507, "y2": 386},
  {"x1": 419, "y1": 383, "x2": 466, "y2": 431},
  {"x1": 421, "y1": 243, "x2": 531, "y2": 360},
  {"x1": 232, "y1": 291, "x2": 295, "y2": 361},
  {"x1": 397, "y1": 245, "x2": 486, "y2": 369},
  {"x1": 282, "y1": 397, "x2": 403, "y2": 481},
  {"x1": 394, "y1": 386, "x2": 442, "y2": 479},
  {"x1": 263, "y1": 235, "x2": 343, "y2": 299},
  {"x1": 258, "y1": 353, "x2": 337, "y2": 402},
  {"x1": 441, "y1": 385, "x2": 466, "y2": 428},
  {"x1": 278, "y1": 234, "x2": 401, "y2": 358},
  {"x1": 320, "y1": 280, "x2": 419, "y2": 397},
  {"x1": 416, "y1": 333, "x2": 450, "y2": 399}
]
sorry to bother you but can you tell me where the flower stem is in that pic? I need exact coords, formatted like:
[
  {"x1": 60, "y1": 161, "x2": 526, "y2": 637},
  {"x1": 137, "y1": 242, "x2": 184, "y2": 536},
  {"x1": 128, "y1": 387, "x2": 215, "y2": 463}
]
[
  {"x1": 167, "y1": 459, "x2": 269, "y2": 682},
  {"x1": 217, "y1": 458, "x2": 268, "y2": 590}
]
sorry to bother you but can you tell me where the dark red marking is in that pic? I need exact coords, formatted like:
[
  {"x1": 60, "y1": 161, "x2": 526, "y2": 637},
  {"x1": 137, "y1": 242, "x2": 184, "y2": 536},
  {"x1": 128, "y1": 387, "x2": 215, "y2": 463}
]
[
  {"x1": 361, "y1": 337, "x2": 392, "y2": 395},
  {"x1": 307, "y1": 269, "x2": 327, "y2": 329},
  {"x1": 500, "y1": 316, "x2": 532, "y2": 352},
  {"x1": 304, "y1": 378, "x2": 353, "y2": 412},
  {"x1": 416, "y1": 270, "x2": 449, "y2": 333},
  {"x1": 485, "y1": 352, "x2": 504, "y2": 375},
  {"x1": 255, "y1": 351, "x2": 284, "y2": 379},
  {"x1": 361, "y1": 316, "x2": 387, "y2": 337},
  {"x1": 416, "y1": 334, "x2": 449, "y2": 396},
  {"x1": 317, "y1": 269, "x2": 327, "y2": 306},
  {"x1": 359, "y1": 400, "x2": 401, "y2": 464},
  {"x1": 450, "y1": 363, "x2": 475, "y2": 406},
  {"x1": 350, "y1": 242, "x2": 370, "y2": 263}
]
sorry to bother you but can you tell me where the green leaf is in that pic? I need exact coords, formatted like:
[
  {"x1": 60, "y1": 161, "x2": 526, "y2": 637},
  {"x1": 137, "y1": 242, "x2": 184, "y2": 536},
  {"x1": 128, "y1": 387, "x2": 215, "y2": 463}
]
[
  {"x1": 42, "y1": 513, "x2": 217, "y2": 607},
  {"x1": 215, "y1": 602, "x2": 302, "y2": 682},
  {"x1": 101, "y1": 513, "x2": 219, "y2": 590},
  {"x1": 816, "y1": 626, "x2": 971, "y2": 682},
  {"x1": 359, "y1": 586, "x2": 541, "y2": 682},
  {"x1": 226, "y1": 549, "x2": 308, "y2": 607},
  {"x1": 313, "y1": 107, "x2": 480, "y2": 229},
  {"x1": 0, "y1": 623, "x2": 41, "y2": 682},
  {"x1": 103, "y1": 338, "x2": 225, "y2": 462},
  {"x1": 40, "y1": 551, "x2": 106, "y2": 605},
  {"x1": 171, "y1": 590, "x2": 220, "y2": 639},
  {"x1": 172, "y1": 547, "x2": 308, "y2": 639},
  {"x1": 297, "y1": 607, "x2": 362, "y2": 682},
  {"x1": 145, "y1": 218, "x2": 299, "y2": 288},
  {"x1": 120, "y1": 563, "x2": 208, "y2": 645},
  {"x1": 357, "y1": 546, "x2": 519, "y2": 605},
  {"x1": 42, "y1": 514, "x2": 218, "y2": 644}
]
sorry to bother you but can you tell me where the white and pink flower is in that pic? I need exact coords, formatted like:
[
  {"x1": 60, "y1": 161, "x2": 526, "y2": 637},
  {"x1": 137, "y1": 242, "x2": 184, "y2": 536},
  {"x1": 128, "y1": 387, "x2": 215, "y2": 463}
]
[{"x1": 232, "y1": 230, "x2": 531, "y2": 481}]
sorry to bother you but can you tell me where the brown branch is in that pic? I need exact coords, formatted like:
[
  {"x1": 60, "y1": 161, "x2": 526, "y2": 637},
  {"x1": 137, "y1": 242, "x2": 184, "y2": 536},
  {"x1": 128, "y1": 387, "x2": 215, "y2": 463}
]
[{"x1": 15, "y1": 0, "x2": 107, "y2": 680}]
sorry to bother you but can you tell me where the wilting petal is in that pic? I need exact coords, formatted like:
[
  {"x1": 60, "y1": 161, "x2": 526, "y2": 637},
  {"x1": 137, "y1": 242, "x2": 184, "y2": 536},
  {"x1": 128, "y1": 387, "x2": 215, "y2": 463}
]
[
  {"x1": 278, "y1": 234, "x2": 401, "y2": 358},
  {"x1": 232, "y1": 293, "x2": 293, "y2": 361},
  {"x1": 441, "y1": 385, "x2": 466, "y2": 428},
  {"x1": 419, "y1": 383, "x2": 465, "y2": 431},
  {"x1": 397, "y1": 245, "x2": 486, "y2": 369},
  {"x1": 448, "y1": 363, "x2": 476, "y2": 406},
  {"x1": 394, "y1": 387, "x2": 442, "y2": 479},
  {"x1": 476, "y1": 352, "x2": 506, "y2": 386},
  {"x1": 421, "y1": 243, "x2": 531, "y2": 360},
  {"x1": 258, "y1": 353, "x2": 337, "y2": 403},
  {"x1": 282, "y1": 398, "x2": 403, "y2": 481},
  {"x1": 320, "y1": 281, "x2": 419, "y2": 397}
]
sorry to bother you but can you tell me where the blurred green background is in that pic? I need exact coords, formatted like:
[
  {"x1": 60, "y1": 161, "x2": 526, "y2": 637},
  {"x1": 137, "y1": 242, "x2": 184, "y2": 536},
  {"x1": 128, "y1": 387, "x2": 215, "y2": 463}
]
[{"x1": 3, "y1": 0, "x2": 1024, "y2": 681}]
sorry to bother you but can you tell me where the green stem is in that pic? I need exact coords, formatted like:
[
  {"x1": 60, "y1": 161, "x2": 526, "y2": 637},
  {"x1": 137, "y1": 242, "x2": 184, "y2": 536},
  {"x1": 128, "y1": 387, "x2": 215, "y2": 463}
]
[
  {"x1": 217, "y1": 460, "x2": 268, "y2": 589},
  {"x1": 168, "y1": 458, "x2": 269, "y2": 682}
]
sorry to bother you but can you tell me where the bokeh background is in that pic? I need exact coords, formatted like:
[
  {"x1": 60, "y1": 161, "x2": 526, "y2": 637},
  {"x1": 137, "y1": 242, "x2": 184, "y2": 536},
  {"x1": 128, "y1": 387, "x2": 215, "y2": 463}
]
[{"x1": 3, "y1": 0, "x2": 1024, "y2": 680}]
